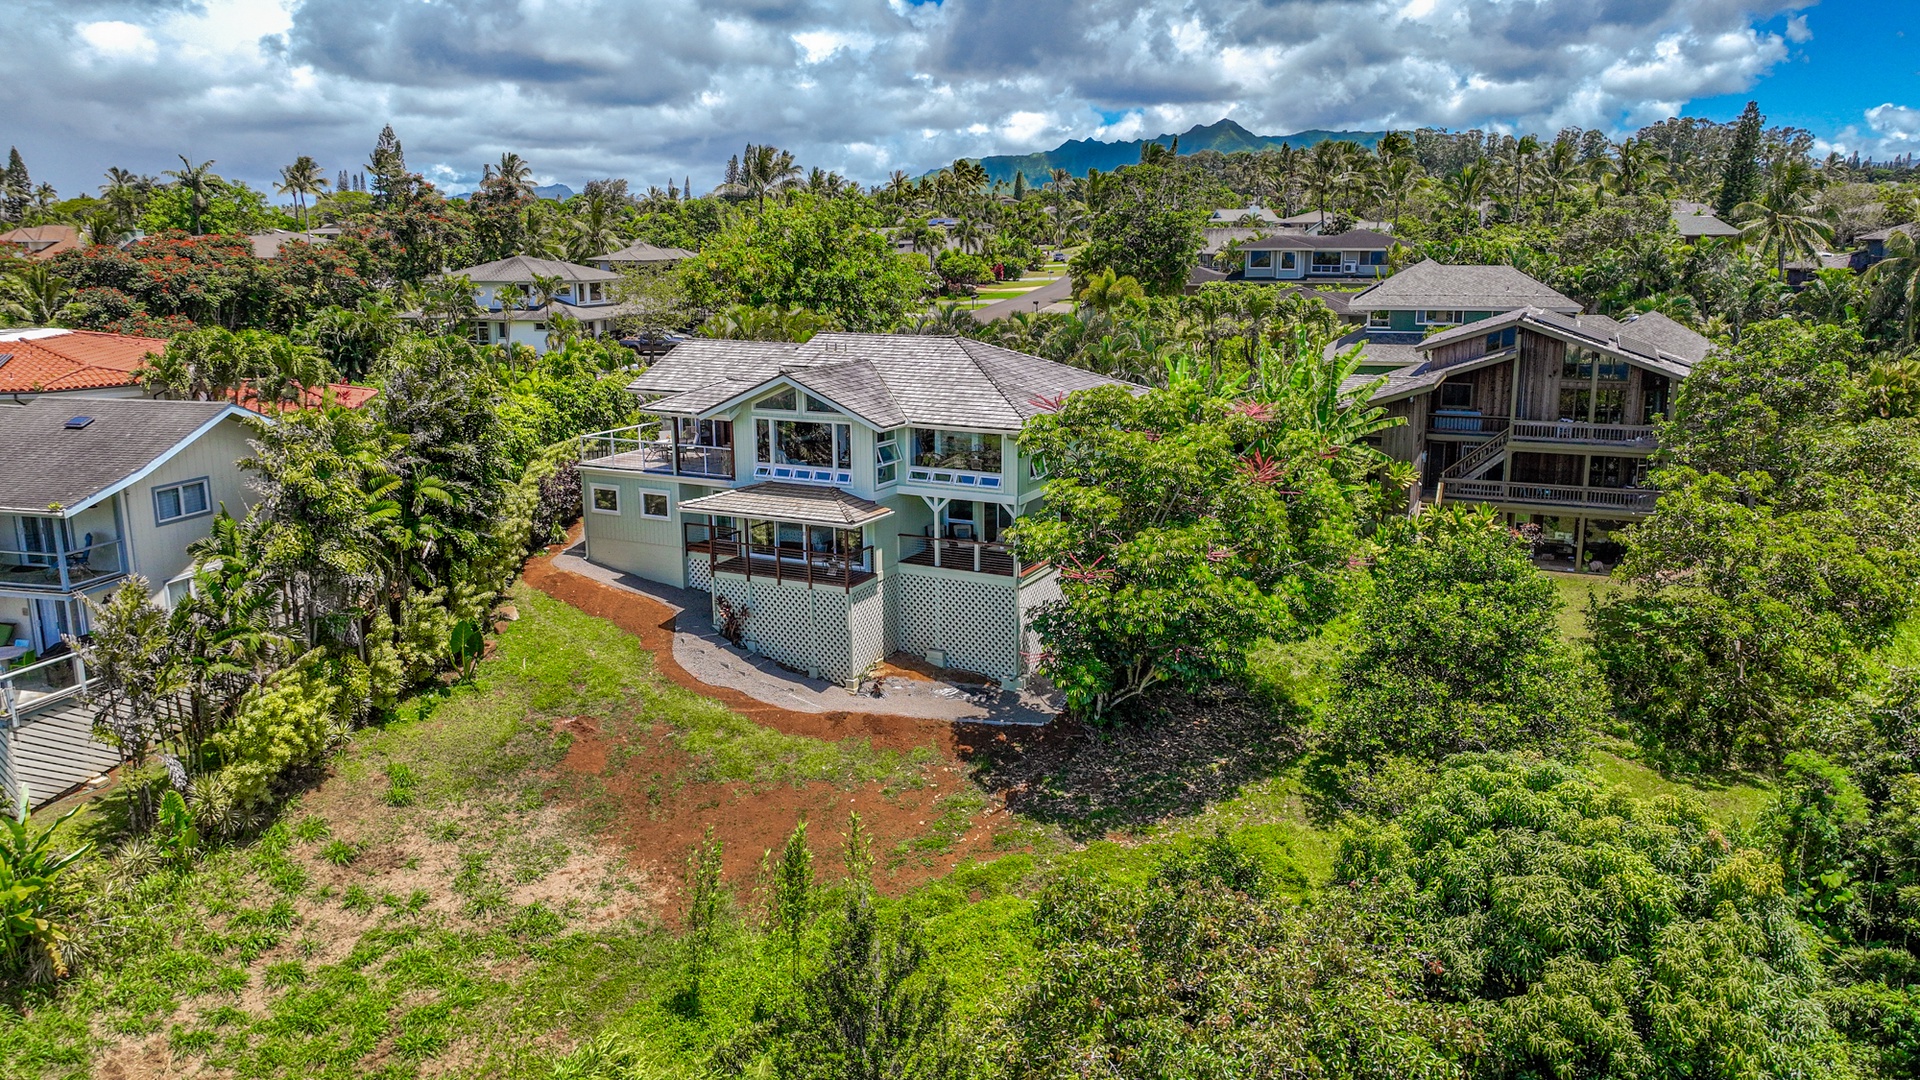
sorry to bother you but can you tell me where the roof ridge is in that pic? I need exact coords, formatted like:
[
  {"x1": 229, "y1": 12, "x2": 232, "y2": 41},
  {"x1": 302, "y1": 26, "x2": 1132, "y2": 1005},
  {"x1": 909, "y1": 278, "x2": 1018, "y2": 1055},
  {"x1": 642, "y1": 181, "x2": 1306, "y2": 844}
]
[{"x1": 956, "y1": 338, "x2": 1040, "y2": 421}]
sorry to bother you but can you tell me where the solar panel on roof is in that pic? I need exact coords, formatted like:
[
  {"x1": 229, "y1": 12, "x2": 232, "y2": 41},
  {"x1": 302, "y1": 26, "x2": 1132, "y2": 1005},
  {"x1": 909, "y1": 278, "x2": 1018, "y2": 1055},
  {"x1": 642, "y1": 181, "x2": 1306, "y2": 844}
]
[
  {"x1": 64, "y1": 415, "x2": 94, "y2": 429},
  {"x1": 0, "y1": 353, "x2": 11, "y2": 369}
]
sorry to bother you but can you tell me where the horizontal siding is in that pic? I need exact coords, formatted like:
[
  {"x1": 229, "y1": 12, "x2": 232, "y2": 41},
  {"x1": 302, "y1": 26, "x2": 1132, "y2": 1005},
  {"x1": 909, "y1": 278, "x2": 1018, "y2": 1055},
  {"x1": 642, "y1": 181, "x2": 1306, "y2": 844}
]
[{"x1": 6, "y1": 699, "x2": 122, "y2": 808}]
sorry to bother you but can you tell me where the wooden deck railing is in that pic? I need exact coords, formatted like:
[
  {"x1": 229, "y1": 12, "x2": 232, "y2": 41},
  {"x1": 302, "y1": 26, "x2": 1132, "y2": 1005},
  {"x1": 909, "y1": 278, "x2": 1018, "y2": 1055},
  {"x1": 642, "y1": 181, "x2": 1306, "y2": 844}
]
[
  {"x1": 685, "y1": 525, "x2": 875, "y2": 592},
  {"x1": 1438, "y1": 479, "x2": 1658, "y2": 513},
  {"x1": 1510, "y1": 421, "x2": 1658, "y2": 445},
  {"x1": 897, "y1": 534, "x2": 1047, "y2": 578}
]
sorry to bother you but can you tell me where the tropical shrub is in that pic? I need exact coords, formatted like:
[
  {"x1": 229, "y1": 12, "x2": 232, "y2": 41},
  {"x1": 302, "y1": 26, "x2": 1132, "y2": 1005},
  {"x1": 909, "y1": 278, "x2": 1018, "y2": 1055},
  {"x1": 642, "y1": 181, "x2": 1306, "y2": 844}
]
[{"x1": 0, "y1": 801, "x2": 93, "y2": 983}]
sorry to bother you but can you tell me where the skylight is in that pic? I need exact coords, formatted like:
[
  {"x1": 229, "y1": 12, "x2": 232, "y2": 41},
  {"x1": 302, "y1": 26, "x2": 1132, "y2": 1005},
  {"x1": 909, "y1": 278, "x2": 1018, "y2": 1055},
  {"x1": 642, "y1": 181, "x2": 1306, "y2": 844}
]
[{"x1": 64, "y1": 415, "x2": 94, "y2": 429}]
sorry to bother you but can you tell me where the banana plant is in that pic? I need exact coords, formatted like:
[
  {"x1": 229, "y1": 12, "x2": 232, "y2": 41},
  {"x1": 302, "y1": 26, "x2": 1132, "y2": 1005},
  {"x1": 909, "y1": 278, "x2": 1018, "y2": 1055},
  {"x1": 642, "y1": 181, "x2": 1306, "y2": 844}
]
[{"x1": 0, "y1": 794, "x2": 93, "y2": 981}]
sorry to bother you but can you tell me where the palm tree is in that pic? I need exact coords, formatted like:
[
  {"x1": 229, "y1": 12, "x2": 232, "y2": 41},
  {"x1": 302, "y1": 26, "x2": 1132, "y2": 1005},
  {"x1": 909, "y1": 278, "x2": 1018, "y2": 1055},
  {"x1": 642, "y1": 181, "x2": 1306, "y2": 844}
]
[
  {"x1": 1504, "y1": 134, "x2": 1542, "y2": 221},
  {"x1": 99, "y1": 167, "x2": 150, "y2": 231},
  {"x1": 1375, "y1": 159, "x2": 1423, "y2": 230},
  {"x1": 1441, "y1": 163, "x2": 1491, "y2": 226},
  {"x1": 1792, "y1": 267, "x2": 1860, "y2": 325},
  {"x1": 1735, "y1": 159, "x2": 1834, "y2": 280},
  {"x1": 1538, "y1": 138, "x2": 1583, "y2": 222},
  {"x1": 734, "y1": 145, "x2": 801, "y2": 212},
  {"x1": 1305, "y1": 139, "x2": 1348, "y2": 226},
  {"x1": 488, "y1": 153, "x2": 536, "y2": 200},
  {"x1": 163, "y1": 156, "x2": 221, "y2": 235},
  {"x1": 1868, "y1": 230, "x2": 1920, "y2": 345},
  {"x1": 1075, "y1": 268, "x2": 1144, "y2": 315},
  {"x1": 0, "y1": 263, "x2": 71, "y2": 325},
  {"x1": 1596, "y1": 139, "x2": 1672, "y2": 202},
  {"x1": 275, "y1": 156, "x2": 328, "y2": 229}
]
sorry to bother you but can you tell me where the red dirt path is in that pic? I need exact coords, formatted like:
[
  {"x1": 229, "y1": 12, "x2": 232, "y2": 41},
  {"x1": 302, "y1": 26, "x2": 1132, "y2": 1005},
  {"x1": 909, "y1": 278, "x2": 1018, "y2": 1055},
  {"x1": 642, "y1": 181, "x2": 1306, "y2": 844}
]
[{"x1": 519, "y1": 536, "x2": 1035, "y2": 902}]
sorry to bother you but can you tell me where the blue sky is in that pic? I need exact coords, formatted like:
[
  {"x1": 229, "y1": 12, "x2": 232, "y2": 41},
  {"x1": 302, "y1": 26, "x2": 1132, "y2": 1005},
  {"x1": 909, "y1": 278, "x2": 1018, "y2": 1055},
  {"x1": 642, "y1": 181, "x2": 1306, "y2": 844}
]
[
  {"x1": 0, "y1": 0, "x2": 1914, "y2": 198},
  {"x1": 1691, "y1": 2, "x2": 1919, "y2": 146}
]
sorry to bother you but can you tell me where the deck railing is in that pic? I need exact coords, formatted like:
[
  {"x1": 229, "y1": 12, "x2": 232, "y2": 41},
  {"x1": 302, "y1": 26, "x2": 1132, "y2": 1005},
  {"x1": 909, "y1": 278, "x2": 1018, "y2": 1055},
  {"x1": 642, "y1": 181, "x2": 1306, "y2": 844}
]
[
  {"x1": 1, "y1": 652, "x2": 88, "y2": 730},
  {"x1": 0, "y1": 538, "x2": 129, "y2": 593},
  {"x1": 1438, "y1": 479, "x2": 1658, "y2": 513},
  {"x1": 686, "y1": 525, "x2": 876, "y2": 592},
  {"x1": 1510, "y1": 421, "x2": 1658, "y2": 445},
  {"x1": 1429, "y1": 414, "x2": 1510, "y2": 436},
  {"x1": 578, "y1": 425, "x2": 734, "y2": 479},
  {"x1": 898, "y1": 534, "x2": 1046, "y2": 578}
]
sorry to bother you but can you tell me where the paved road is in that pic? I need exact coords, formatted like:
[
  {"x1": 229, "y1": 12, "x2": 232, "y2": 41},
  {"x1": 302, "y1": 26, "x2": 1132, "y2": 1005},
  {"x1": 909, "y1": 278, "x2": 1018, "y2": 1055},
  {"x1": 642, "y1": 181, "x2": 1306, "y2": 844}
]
[{"x1": 967, "y1": 274, "x2": 1073, "y2": 322}]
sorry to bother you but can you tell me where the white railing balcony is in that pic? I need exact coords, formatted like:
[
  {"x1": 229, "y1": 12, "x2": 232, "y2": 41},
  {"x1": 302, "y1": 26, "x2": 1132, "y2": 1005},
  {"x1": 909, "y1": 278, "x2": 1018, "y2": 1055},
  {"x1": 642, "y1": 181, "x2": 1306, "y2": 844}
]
[
  {"x1": 0, "y1": 538, "x2": 129, "y2": 593},
  {"x1": 578, "y1": 426, "x2": 734, "y2": 480},
  {"x1": 1, "y1": 652, "x2": 88, "y2": 727}
]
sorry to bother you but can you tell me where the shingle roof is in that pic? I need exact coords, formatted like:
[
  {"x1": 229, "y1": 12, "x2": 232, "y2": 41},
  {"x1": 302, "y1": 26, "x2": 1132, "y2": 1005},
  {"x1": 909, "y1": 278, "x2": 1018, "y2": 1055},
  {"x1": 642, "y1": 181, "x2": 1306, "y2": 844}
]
[
  {"x1": 626, "y1": 333, "x2": 1138, "y2": 431},
  {"x1": 247, "y1": 229, "x2": 334, "y2": 258},
  {"x1": 1859, "y1": 223, "x2": 1915, "y2": 243},
  {"x1": 680, "y1": 482, "x2": 894, "y2": 527},
  {"x1": 1416, "y1": 307, "x2": 1708, "y2": 373},
  {"x1": 1240, "y1": 229, "x2": 1398, "y2": 251},
  {"x1": 1200, "y1": 227, "x2": 1266, "y2": 255},
  {"x1": 447, "y1": 255, "x2": 620, "y2": 283},
  {"x1": 0, "y1": 328, "x2": 167, "y2": 395},
  {"x1": 595, "y1": 240, "x2": 696, "y2": 263},
  {"x1": 1352, "y1": 308, "x2": 1712, "y2": 403},
  {"x1": 1344, "y1": 260, "x2": 1582, "y2": 314},
  {"x1": 1672, "y1": 203, "x2": 1740, "y2": 239},
  {"x1": 0, "y1": 398, "x2": 253, "y2": 515},
  {"x1": 1209, "y1": 207, "x2": 1281, "y2": 225}
]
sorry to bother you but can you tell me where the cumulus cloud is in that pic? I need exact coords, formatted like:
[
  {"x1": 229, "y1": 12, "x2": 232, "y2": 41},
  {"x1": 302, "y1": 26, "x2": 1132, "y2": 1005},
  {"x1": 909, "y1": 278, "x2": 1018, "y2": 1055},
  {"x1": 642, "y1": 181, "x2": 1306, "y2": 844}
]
[
  {"x1": 0, "y1": 0, "x2": 1817, "y2": 197},
  {"x1": 1817, "y1": 103, "x2": 1920, "y2": 160}
]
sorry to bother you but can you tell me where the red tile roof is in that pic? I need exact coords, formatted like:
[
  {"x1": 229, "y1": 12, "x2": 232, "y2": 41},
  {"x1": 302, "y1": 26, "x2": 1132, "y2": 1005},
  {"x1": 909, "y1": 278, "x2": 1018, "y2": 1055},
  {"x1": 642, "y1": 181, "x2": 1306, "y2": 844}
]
[
  {"x1": 0, "y1": 328, "x2": 166, "y2": 394},
  {"x1": 225, "y1": 382, "x2": 379, "y2": 412},
  {"x1": 0, "y1": 225, "x2": 80, "y2": 259}
]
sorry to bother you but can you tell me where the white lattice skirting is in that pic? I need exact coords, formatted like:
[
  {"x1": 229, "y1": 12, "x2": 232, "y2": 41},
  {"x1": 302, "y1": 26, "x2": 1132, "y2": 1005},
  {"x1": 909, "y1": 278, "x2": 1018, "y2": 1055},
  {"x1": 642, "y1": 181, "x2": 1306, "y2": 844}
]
[
  {"x1": 711, "y1": 575, "x2": 885, "y2": 685},
  {"x1": 896, "y1": 569, "x2": 1023, "y2": 682}
]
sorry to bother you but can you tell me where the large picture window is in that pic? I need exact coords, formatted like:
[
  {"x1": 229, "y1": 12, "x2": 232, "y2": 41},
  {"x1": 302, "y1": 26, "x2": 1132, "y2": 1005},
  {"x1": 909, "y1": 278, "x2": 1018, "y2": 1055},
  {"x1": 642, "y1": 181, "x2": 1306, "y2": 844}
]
[
  {"x1": 911, "y1": 429, "x2": 1002, "y2": 474},
  {"x1": 757, "y1": 419, "x2": 850, "y2": 469}
]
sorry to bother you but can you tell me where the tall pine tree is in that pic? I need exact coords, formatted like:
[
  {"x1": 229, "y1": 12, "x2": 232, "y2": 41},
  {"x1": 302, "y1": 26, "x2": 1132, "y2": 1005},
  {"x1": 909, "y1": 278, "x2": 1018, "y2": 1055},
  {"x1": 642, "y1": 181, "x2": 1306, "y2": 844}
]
[
  {"x1": 4, "y1": 147, "x2": 31, "y2": 222},
  {"x1": 367, "y1": 125, "x2": 409, "y2": 208},
  {"x1": 1715, "y1": 100, "x2": 1764, "y2": 219}
]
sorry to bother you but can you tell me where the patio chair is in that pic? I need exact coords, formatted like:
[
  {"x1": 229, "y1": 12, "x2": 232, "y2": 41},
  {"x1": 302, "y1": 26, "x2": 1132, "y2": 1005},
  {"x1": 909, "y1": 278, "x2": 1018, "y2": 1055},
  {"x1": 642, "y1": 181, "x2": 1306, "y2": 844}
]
[{"x1": 68, "y1": 533, "x2": 94, "y2": 570}]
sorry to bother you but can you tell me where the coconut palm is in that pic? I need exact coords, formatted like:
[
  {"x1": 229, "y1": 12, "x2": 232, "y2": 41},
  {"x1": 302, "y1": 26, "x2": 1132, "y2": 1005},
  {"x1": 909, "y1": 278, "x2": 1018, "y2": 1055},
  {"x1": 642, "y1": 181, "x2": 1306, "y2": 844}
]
[
  {"x1": 1304, "y1": 139, "x2": 1349, "y2": 226},
  {"x1": 1441, "y1": 163, "x2": 1491, "y2": 226},
  {"x1": 1503, "y1": 134, "x2": 1543, "y2": 221},
  {"x1": 163, "y1": 156, "x2": 221, "y2": 235},
  {"x1": 1735, "y1": 159, "x2": 1834, "y2": 280},
  {"x1": 0, "y1": 262, "x2": 71, "y2": 326},
  {"x1": 1375, "y1": 158, "x2": 1423, "y2": 230},
  {"x1": 487, "y1": 153, "x2": 536, "y2": 201},
  {"x1": 99, "y1": 167, "x2": 151, "y2": 231},
  {"x1": 1075, "y1": 268, "x2": 1145, "y2": 315},
  {"x1": 275, "y1": 156, "x2": 328, "y2": 228},
  {"x1": 1868, "y1": 230, "x2": 1920, "y2": 345},
  {"x1": 1596, "y1": 139, "x2": 1672, "y2": 201},
  {"x1": 733, "y1": 144, "x2": 802, "y2": 212}
]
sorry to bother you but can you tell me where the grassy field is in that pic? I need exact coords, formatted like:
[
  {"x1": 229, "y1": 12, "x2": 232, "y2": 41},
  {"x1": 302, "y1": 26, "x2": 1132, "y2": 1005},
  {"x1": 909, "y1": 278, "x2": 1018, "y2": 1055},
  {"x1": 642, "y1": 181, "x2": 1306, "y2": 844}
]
[
  {"x1": 6, "y1": 571, "x2": 1784, "y2": 1079},
  {"x1": 1544, "y1": 569, "x2": 1628, "y2": 639}
]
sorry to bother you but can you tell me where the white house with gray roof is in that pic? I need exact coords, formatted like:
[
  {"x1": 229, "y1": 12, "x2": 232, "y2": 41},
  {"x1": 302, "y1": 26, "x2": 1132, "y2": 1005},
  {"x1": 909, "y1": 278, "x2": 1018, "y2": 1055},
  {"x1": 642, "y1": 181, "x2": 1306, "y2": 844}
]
[
  {"x1": 1356, "y1": 307, "x2": 1711, "y2": 572},
  {"x1": 576, "y1": 333, "x2": 1138, "y2": 687},
  {"x1": 436, "y1": 255, "x2": 625, "y2": 353}
]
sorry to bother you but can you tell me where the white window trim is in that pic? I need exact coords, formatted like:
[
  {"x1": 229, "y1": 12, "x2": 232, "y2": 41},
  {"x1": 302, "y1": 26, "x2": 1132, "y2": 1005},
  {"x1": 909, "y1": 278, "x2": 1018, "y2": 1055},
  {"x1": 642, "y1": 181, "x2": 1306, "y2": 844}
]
[
  {"x1": 1367, "y1": 310, "x2": 1391, "y2": 329},
  {"x1": 589, "y1": 484, "x2": 622, "y2": 515},
  {"x1": 153, "y1": 477, "x2": 212, "y2": 526},
  {"x1": 639, "y1": 491, "x2": 671, "y2": 520},
  {"x1": 1417, "y1": 309, "x2": 1463, "y2": 327}
]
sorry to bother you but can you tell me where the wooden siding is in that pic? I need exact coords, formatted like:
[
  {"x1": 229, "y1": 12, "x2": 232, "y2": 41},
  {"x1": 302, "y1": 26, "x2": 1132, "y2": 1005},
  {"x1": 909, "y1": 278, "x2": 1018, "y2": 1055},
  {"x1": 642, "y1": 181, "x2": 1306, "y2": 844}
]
[
  {"x1": 1515, "y1": 331, "x2": 1565, "y2": 421},
  {"x1": 5, "y1": 697, "x2": 123, "y2": 808}
]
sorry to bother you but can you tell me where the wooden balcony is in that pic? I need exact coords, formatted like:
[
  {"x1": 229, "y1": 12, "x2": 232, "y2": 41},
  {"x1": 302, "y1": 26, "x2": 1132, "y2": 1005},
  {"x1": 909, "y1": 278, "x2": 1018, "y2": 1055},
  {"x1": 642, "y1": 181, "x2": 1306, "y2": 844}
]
[
  {"x1": 1509, "y1": 421, "x2": 1658, "y2": 448},
  {"x1": 688, "y1": 536, "x2": 876, "y2": 591},
  {"x1": 1435, "y1": 479, "x2": 1658, "y2": 514},
  {"x1": 898, "y1": 535, "x2": 1048, "y2": 578}
]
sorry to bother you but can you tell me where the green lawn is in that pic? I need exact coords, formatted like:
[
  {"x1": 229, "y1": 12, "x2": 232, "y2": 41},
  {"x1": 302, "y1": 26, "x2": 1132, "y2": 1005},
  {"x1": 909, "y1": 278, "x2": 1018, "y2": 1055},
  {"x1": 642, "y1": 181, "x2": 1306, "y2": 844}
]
[
  {"x1": 9, "y1": 576, "x2": 1790, "y2": 1079},
  {"x1": 1545, "y1": 569, "x2": 1628, "y2": 640}
]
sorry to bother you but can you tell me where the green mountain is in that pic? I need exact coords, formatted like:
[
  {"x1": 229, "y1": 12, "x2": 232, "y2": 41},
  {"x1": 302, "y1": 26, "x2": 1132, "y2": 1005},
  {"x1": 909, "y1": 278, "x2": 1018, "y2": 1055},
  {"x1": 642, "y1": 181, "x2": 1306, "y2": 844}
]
[{"x1": 959, "y1": 119, "x2": 1384, "y2": 187}]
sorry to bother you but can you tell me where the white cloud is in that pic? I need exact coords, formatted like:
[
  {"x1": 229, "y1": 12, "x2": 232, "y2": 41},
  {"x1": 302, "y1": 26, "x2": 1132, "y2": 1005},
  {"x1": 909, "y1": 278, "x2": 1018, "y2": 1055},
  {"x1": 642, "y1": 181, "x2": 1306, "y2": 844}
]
[
  {"x1": 76, "y1": 20, "x2": 157, "y2": 62},
  {"x1": 0, "y1": 0, "x2": 1825, "y2": 196},
  {"x1": 1818, "y1": 103, "x2": 1920, "y2": 160}
]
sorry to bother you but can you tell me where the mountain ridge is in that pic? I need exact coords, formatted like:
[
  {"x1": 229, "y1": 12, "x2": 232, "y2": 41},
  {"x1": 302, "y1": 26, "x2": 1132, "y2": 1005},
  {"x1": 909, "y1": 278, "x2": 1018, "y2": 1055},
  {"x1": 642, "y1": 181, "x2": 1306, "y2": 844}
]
[{"x1": 951, "y1": 119, "x2": 1385, "y2": 186}]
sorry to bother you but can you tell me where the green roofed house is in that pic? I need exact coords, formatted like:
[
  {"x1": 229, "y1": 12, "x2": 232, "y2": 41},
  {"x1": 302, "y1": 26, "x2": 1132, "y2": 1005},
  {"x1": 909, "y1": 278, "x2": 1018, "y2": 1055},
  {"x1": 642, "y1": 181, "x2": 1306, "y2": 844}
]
[
  {"x1": 575, "y1": 333, "x2": 1140, "y2": 688},
  {"x1": 1355, "y1": 307, "x2": 1713, "y2": 573},
  {"x1": 1336, "y1": 259, "x2": 1584, "y2": 372}
]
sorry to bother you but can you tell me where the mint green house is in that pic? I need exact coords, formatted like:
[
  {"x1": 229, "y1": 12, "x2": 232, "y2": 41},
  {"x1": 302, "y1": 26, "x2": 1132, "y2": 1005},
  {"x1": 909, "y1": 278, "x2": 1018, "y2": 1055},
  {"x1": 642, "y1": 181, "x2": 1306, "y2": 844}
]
[{"x1": 576, "y1": 334, "x2": 1134, "y2": 688}]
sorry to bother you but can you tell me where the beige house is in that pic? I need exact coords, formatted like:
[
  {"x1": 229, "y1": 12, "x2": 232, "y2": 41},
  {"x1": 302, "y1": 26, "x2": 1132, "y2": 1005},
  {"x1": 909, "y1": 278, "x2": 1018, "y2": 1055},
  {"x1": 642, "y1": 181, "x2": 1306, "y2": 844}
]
[{"x1": 577, "y1": 333, "x2": 1136, "y2": 687}]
